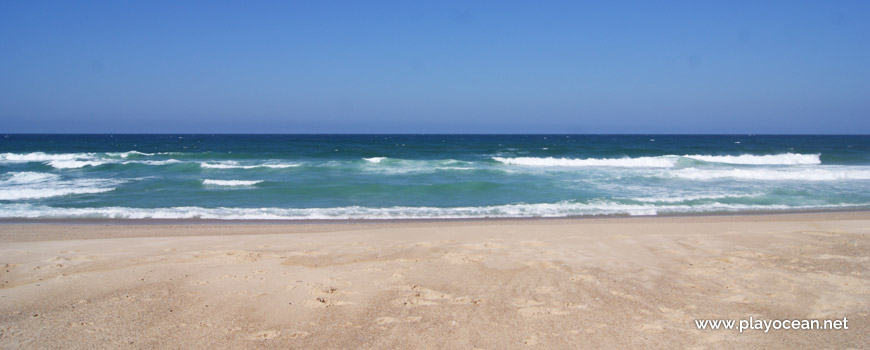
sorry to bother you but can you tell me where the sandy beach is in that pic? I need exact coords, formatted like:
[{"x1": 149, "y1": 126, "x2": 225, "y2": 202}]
[{"x1": 1, "y1": 212, "x2": 869, "y2": 349}]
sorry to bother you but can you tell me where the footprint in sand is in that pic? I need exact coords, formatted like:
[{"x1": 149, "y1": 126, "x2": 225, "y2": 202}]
[
  {"x1": 2, "y1": 263, "x2": 19, "y2": 276},
  {"x1": 200, "y1": 250, "x2": 268, "y2": 264},
  {"x1": 304, "y1": 283, "x2": 353, "y2": 308},
  {"x1": 521, "y1": 240, "x2": 547, "y2": 247},
  {"x1": 281, "y1": 251, "x2": 331, "y2": 267},
  {"x1": 390, "y1": 284, "x2": 475, "y2": 307},
  {"x1": 524, "y1": 260, "x2": 558, "y2": 269},
  {"x1": 640, "y1": 323, "x2": 664, "y2": 332},
  {"x1": 569, "y1": 273, "x2": 599, "y2": 285},
  {"x1": 248, "y1": 330, "x2": 280, "y2": 340},
  {"x1": 535, "y1": 286, "x2": 557, "y2": 295},
  {"x1": 441, "y1": 252, "x2": 485, "y2": 264},
  {"x1": 305, "y1": 296, "x2": 351, "y2": 308},
  {"x1": 375, "y1": 316, "x2": 399, "y2": 325},
  {"x1": 512, "y1": 298, "x2": 571, "y2": 317},
  {"x1": 521, "y1": 334, "x2": 541, "y2": 345},
  {"x1": 801, "y1": 230, "x2": 841, "y2": 237},
  {"x1": 288, "y1": 331, "x2": 309, "y2": 339},
  {"x1": 462, "y1": 242, "x2": 506, "y2": 250}
]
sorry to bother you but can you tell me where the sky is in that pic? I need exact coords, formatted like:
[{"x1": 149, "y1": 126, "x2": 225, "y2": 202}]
[{"x1": 1, "y1": 1, "x2": 868, "y2": 134}]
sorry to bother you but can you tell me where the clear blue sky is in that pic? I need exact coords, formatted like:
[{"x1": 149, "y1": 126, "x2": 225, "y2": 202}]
[{"x1": 1, "y1": 1, "x2": 868, "y2": 133}]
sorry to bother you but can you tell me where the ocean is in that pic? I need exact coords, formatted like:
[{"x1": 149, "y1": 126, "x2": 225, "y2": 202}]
[{"x1": 1, "y1": 134, "x2": 869, "y2": 220}]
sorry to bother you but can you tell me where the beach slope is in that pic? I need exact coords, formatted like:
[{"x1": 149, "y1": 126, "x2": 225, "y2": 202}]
[{"x1": 1, "y1": 213, "x2": 869, "y2": 349}]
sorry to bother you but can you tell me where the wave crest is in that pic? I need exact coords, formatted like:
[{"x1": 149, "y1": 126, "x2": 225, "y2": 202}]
[
  {"x1": 494, "y1": 153, "x2": 822, "y2": 168},
  {"x1": 364, "y1": 157, "x2": 387, "y2": 163},
  {"x1": 0, "y1": 201, "x2": 859, "y2": 220},
  {"x1": 683, "y1": 153, "x2": 820, "y2": 165},
  {"x1": 0, "y1": 172, "x2": 121, "y2": 200},
  {"x1": 0, "y1": 152, "x2": 95, "y2": 162},
  {"x1": 200, "y1": 161, "x2": 299, "y2": 169},
  {"x1": 669, "y1": 167, "x2": 870, "y2": 181},
  {"x1": 47, "y1": 160, "x2": 106, "y2": 169},
  {"x1": 1, "y1": 172, "x2": 60, "y2": 185},
  {"x1": 493, "y1": 156, "x2": 677, "y2": 168},
  {"x1": 202, "y1": 179, "x2": 263, "y2": 186}
]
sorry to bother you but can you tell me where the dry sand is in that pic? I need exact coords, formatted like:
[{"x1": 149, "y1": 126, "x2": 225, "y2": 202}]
[{"x1": 1, "y1": 212, "x2": 869, "y2": 349}]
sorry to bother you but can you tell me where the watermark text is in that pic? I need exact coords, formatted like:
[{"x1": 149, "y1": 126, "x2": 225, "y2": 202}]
[{"x1": 695, "y1": 317, "x2": 848, "y2": 333}]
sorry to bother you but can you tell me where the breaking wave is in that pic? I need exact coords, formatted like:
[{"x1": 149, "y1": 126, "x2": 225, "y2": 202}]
[
  {"x1": 202, "y1": 179, "x2": 263, "y2": 186},
  {"x1": 683, "y1": 153, "x2": 820, "y2": 165},
  {"x1": 46, "y1": 160, "x2": 106, "y2": 169},
  {"x1": 0, "y1": 201, "x2": 860, "y2": 220},
  {"x1": 669, "y1": 167, "x2": 870, "y2": 181},
  {"x1": 628, "y1": 193, "x2": 762, "y2": 203},
  {"x1": 200, "y1": 161, "x2": 299, "y2": 169},
  {"x1": 493, "y1": 156, "x2": 677, "y2": 168},
  {"x1": 493, "y1": 153, "x2": 822, "y2": 168},
  {"x1": 0, "y1": 172, "x2": 121, "y2": 200},
  {"x1": 0, "y1": 152, "x2": 96, "y2": 162},
  {"x1": 363, "y1": 157, "x2": 387, "y2": 163}
]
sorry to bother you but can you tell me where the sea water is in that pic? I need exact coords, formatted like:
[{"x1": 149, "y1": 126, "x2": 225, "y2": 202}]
[{"x1": 1, "y1": 134, "x2": 869, "y2": 220}]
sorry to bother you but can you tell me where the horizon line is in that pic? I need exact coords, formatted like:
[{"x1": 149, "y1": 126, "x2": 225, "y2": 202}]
[{"x1": 3, "y1": 133, "x2": 870, "y2": 136}]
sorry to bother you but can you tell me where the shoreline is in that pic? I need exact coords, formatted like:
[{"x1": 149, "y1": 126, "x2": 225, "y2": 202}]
[
  {"x1": 2, "y1": 210, "x2": 870, "y2": 242},
  {"x1": 2, "y1": 206, "x2": 869, "y2": 226}
]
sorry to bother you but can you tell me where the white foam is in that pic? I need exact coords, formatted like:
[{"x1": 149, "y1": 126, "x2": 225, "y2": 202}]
[
  {"x1": 0, "y1": 172, "x2": 121, "y2": 200},
  {"x1": 1, "y1": 151, "x2": 173, "y2": 168},
  {"x1": 0, "y1": 201, "x2": 859, "y2": 220},
  {"x1": 493, "y1": 153, "x2": 823, "y2": 168},
  {"x1": 630, "y1": 193, "x2": 760, "y2": 203},
  {"x1": 118, "y1": 151, "x2": 154, "y2": 158},
  {"x1": 124, "y1": 159, "x2": 181, "y2": 166},
  {"x1": 202, "y1": 179, "x2": 263, "y2": 186},
  {"x1": 200, "y1": 161, "x2": 244, "y2": 169},
  {"x1": 669, "y1": 167, "x2": 870, "y2": 181},
  {"x1": 493, "y1": 156, "x2": 677, "y2": 168},
  {"x1": 358, "y1": 158, "x2": 476, "y2": 174},
  {"x1": 0, "y1": 187, "x2": 115, "y2": 200},
  {"x1": 260, "y1": 164, "x2": 300, "y2": 169},
  {"x1": 683, "y1": 153, "x2": 820, "y2": 165},
  {"x1": 0, "y1": 172, "x2": 60, "y2": 185},
  {"x1": 200, "y1": 161, "x2": 299, "y2": 169},
  {"x1": 46, "y1": 160, "x2": 106, "y2": 169},
  {"x1": 104, "y1": 151, "x2": 155, "y2": 158},
  {"x1": 0, "y1": 152, "x2": 95, "y2": 162},
  {"x1": 364, "y1": 157, "x2": 387, "y2": 163}
]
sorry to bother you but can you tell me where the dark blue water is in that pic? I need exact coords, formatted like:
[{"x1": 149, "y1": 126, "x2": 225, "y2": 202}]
[{"x1": 2, "y1": 134, "x2": 869, "y2": 219}]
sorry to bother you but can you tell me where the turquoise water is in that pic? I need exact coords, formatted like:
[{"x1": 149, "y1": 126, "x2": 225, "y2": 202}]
[{"x1": 2, "y1": 134, "x2": 870, "y2": 219}]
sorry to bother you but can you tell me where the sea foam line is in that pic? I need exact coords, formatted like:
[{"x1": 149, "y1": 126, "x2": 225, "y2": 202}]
[
  {"x1": 364, "y1": 157, "x2": 387, "y2": 163},
  {"x1": 492, "y1": 153, "x2": 822, "y2": 168},
  {"x1": 202, "y1": 179, "x2": 263, "y2": 186},
  {"x1": 669, "y1": 167, "x2": 870, "y2": 181},
  {"x1": 46, "y1": 160, "x2": 106, "y2": 169},
  {"x1": 0, "y1": 151, "x2": 180, "y2": 169},
  {"x1": 683, "y1": 153, "x2": 820, "y2": 165},
  {"x1": 0, "y1": 201, "x2": 860, "y2": 220},
  {"x1": 629, "y1": 193, "x2": 762, "y2": 203},
  {"x1": 0, "y1": 187, "x2": 116, "y2": 201},
  {"x1": 0, "y1": 172, "x2": 121, "y2": 200},
  {"x1": 0, "y1": 171, "x2": 60, "y2": 185},
  {"x1": 0, "y1": 152, "x2": 96, "y2": 162},
  {"x1": 492, "y1": 156, "x2": 677, "y2": 168},
  {"x1": 200, "y1": 162, "x2": 299, "y2": 169}
]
